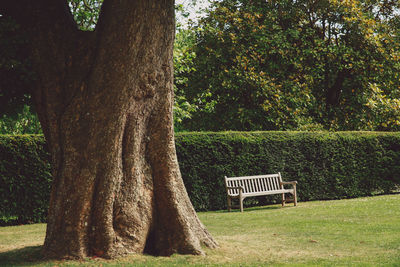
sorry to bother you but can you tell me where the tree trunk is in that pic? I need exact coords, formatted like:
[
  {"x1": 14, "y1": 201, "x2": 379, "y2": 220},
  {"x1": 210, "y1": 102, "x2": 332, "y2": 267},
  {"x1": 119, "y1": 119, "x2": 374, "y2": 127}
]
[{"x1": 1, "y1": 0, "x2": 217, "y2": 259}]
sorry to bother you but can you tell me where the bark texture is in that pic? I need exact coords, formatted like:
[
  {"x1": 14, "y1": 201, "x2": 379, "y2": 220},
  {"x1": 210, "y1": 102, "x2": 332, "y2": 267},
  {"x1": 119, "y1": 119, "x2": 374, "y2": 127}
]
[{"x1": 0, "y1": 0, "x2": 217, "y2": 259}]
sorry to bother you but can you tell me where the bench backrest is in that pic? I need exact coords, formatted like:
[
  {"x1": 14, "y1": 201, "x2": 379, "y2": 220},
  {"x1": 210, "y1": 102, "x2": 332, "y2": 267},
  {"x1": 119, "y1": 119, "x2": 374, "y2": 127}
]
[{"x1": 224, "y1": 173, "x2": 283, "y2": 195}]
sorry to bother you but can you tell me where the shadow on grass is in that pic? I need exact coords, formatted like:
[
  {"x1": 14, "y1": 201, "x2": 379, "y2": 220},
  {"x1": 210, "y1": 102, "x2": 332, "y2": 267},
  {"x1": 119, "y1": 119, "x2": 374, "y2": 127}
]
[{"x1": 0, "y1": 246, "x2": 45, "y2": 266}]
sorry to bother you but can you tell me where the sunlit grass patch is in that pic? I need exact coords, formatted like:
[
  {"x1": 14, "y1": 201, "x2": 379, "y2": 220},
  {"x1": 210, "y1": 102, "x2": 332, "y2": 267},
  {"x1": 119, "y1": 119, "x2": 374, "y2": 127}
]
[{"x1": 0, "y1": 194, "x2": 399, "y2": 266}]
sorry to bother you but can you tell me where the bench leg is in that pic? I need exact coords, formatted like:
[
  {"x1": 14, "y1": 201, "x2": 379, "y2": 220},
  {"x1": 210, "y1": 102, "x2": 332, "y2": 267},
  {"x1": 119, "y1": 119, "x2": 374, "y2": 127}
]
[
  {"x1": 227, "y1": 196, "x2": 232, "y2": 212},
  {"x1": 281, "y1": 193, "x2": 285, "y2": 207},
  {"x1": 293, "y1": 185, "x2": 297, "y2": 206},
  {"x1": 239, "y1": 191, "x2": 244, "y2": 212}
]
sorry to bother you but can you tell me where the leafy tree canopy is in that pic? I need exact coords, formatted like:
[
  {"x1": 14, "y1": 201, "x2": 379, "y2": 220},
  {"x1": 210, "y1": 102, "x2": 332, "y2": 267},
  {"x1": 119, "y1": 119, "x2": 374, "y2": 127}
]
[{"x1": 175, "y1": 0, "x2": 400, "y2": 131}]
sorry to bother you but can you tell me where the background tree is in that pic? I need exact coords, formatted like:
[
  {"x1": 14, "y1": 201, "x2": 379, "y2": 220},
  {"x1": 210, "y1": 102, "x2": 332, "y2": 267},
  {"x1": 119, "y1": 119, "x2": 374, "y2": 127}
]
[
  {"x1": 173, "y1": 28, "x2": 199, "y2": 131},
  {"x1": 0, "y1": 0, "x2": 217, "y2": 259},
  {"x1": 175, "y1": 0, "x2": 400, "y2": 131}
]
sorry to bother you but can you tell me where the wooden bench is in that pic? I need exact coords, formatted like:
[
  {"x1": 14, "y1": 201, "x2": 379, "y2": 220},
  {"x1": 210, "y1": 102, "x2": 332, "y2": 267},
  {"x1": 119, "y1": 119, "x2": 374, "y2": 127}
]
[{"x1": 224, "y1": 172, "x2": 297, "y2": 212}]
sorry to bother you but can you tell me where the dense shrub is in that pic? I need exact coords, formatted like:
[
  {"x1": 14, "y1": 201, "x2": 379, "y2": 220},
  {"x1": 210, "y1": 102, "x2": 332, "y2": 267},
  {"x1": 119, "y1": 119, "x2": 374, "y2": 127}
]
[
  {"x1": 1, "y1": 132, "x2": 399, "y2": 225},
  {"x1": 0, "y1": 135, "x2": 51, "y2": 225},
  {"x1": 176, "y1": 132, "x2": 400, "y2": 211}
]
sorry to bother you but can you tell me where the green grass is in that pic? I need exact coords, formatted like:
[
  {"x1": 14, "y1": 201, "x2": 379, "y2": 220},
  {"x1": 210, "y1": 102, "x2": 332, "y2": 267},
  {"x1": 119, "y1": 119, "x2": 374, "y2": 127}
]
[{"x1": 1, "y1": 194, "x2": 399, "y2": 266}]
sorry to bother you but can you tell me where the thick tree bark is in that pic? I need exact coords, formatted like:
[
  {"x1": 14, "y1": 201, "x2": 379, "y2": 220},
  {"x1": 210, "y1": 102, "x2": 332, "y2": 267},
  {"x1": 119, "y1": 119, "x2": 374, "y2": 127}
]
[{"x1": 1, "y1": 0, "x2": 217, "y2": 259}]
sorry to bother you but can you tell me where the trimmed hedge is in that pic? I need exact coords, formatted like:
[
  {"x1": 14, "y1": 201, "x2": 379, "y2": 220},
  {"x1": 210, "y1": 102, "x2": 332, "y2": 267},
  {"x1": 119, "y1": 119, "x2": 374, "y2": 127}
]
[
  {"x1": 176, "y1": 132, "x2": 400, "y2": 211},
  {"x1": 1, "y1": 132, "x2": 399, "y2": 225},
  {"x1": 0, "y1": 135, "x2": 51, "y2": 225}
]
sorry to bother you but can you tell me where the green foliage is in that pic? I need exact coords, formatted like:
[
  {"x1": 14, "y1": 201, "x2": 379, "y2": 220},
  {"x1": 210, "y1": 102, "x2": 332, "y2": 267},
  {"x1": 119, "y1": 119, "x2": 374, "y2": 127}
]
[
  {"x1": 175, "y1": 0, "x2": 400, "y2": 131},
  {"x1": 0, "y1": 105, "x2": 42, "y2": 134},
  {"x1": 176, "y1": 131, "x2": 400, "y2": 210},
  {"x1": 0, "y1": 135, "x2": 51, "y2": 225},
  {"x1": 173, "y1": 29, "x2": 199, "y2": 131},
  {"x1": 68, "y1": 0, "x2": 103, "y2": 31}
]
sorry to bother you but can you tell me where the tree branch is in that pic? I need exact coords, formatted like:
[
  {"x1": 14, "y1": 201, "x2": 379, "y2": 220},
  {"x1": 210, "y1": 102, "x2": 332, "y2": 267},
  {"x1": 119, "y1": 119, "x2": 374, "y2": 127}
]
[{"x1": 82, "y1": 0, "x2": 94, "y2": 12}]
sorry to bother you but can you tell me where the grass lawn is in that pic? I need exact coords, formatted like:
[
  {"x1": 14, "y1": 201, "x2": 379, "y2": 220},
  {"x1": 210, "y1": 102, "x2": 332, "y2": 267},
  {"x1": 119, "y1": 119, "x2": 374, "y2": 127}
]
[{"x1": 0, "y1": 194, "x2": 399, "y2": 266}]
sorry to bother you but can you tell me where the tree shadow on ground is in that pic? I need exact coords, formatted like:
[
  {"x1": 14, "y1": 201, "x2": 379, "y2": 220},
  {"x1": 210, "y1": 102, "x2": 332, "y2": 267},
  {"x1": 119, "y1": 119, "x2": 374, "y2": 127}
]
[{"x1": 0, "y1": 246, "x2": 45, "y2": 266}]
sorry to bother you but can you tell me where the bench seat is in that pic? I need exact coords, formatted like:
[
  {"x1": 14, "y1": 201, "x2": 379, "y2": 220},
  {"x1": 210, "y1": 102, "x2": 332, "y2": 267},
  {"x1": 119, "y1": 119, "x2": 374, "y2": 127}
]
[{"x1": 229, "y1": 188, "x2": 294, "y2": 197}]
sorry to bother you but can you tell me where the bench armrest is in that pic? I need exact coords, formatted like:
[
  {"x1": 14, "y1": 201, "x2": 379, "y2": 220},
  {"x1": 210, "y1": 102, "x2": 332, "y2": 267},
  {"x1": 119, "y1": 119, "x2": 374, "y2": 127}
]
[{"x1": 280, "y1": 181, "x2": 297, "y2": 185}]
